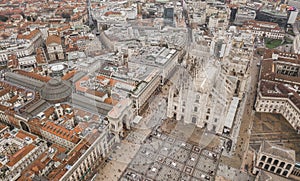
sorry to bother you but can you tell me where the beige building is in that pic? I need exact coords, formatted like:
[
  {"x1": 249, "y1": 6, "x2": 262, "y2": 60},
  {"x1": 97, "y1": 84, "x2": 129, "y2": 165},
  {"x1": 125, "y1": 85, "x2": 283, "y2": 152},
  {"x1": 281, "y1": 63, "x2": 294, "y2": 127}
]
[
  {"x1": 46, "y1": 35, "x2": 64, "y2": 61},
  {"x1": 59, "y1": 129, "x2": 115, "y2": 181},
  {"x1": 0, "y1": 29, "x2": 43, "y2": 64},
  {"x1": 242, "y1": 20, "x2": 285, "y2": 39},
  {"x1": 255, "y1": 50, "x2": 300, "y2": 131},
  {"x1": 253, "y1": 141, "x2": 295, "y2": 178},
  {"x1": 130, "y1": 71, "x2": 161, "y2": 114},
  {"x1": 0, "y1": 129, "x2": 48, "y2": 181},
  {"x1": 40, "y1": 121, "x2": 80, "y2": 150},
  {"x1": 208, "y1": 12, "x2": 229, "y2": 31}
]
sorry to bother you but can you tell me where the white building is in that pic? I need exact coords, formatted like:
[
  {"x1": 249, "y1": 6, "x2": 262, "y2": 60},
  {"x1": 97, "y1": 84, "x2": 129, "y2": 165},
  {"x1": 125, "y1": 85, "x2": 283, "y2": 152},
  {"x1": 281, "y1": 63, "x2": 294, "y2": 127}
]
[
  {"x1": 107, "y1": 98, "x2": 133, "y2": 140},
  {"x1": 130, "y1": 71, "x2": 161, "y2": 114},
  {"x1": 167, "y1": 57, "x2": 238, "y2": 134},
  {"x1": 18, "y1": 56, "x2": 37, "y2": 69},
  {"x1": 288, "y1": 10, "x2": 298, "y2": 24},
  {"x1": 242, "y1": 20, "x2": 285, "y2": 40},
  {"x1": 234, "y1": 7, "x2": 256, "y2": 25}
]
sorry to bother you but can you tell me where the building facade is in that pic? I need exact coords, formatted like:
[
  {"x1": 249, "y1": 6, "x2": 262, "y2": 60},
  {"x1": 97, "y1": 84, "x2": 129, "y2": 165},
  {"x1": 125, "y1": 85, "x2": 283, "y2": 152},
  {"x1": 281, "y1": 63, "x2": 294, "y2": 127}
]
[
  {"x1": 46, "y1": 35, "x2": 65, "y2": 61},
  {"x1": 243, "y1": 20, "x2": 285, "y2": 39},
  {"x1": 255, "y1": 50, "x2": 300, "y2": 131},
  {"x1": 253, "y1": 141, "x2": 295, "y2": 178}
]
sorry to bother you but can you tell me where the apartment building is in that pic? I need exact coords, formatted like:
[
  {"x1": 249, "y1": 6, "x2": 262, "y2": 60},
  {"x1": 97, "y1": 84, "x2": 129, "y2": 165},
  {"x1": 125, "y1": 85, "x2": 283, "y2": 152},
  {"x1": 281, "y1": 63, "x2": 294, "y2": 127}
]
[
  {"x1": 40, "y1": 121, "x2": 80, "y2": 150},
  {"x1": 255, "y1": 50, "x2": 300, "y2": 131},
  {"x1": 0, "y1": 29, "x2": 43, "y2": 64},
  {"x1": 0, "y1": 129, "x2": 48, "y2": 181},
  {"x1": 242, "y1": 20, "x2": 285, "y2": 39},
  {"x1": 59, "y1": 130, "x2": 115, "y2": 181}
]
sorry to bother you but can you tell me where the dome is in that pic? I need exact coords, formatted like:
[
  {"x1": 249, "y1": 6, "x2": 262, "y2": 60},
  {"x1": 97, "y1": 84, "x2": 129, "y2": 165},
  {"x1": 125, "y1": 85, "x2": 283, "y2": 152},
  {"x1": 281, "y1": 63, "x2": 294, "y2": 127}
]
[{"x1": 41, "y1": 78, "x2": 72, "y2": 103}]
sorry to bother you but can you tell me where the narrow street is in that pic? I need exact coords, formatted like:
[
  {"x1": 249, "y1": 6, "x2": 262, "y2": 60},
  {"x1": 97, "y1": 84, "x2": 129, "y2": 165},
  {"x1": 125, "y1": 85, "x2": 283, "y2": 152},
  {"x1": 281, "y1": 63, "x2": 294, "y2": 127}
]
[{"x1": 220, "y1": 50, "x2": 260, "y2": 169}]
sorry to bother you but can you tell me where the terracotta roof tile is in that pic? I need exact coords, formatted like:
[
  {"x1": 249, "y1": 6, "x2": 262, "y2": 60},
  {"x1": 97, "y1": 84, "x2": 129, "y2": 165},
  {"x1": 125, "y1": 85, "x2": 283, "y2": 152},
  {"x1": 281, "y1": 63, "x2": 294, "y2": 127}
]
[
  {"x1": 15, "y1": 130, "x2": 37, "y2": 140},
  {"x1": 17, "y1": 29, "x2": 41, "y2": 40},
  {"x1": 7, "y1": 144, "x2": 36, "y2": 167},
  {"x1": 41, "y1": 122, "x2": 80, "y2": 144},
  {"x1": 86, "y1": 89, "x2": 106, "y2": 98},
  {"x1": 46, "y1": 35, "x2": 62, "y2": 45},
  {"x1": 62, "y1": 70, "x2": 76, "y2": 80},
  {"x1": 14, "y1": 70, "x2": 51, "y2": 82}
]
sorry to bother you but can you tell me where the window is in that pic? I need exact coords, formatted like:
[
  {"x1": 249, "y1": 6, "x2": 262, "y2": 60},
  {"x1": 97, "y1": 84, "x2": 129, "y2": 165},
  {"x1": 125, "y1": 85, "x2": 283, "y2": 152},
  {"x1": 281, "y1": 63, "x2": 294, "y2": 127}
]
[
  {"x1": 194, "y1": 107, "x2": 198, "y2": 112},
  {"x1": 264, "y1": 164, "x2": 270, "y2": 170},
  {"x1": 195, "y1": 95, "x2": 200, "y2": 103},
  {"x1": 192, "y1": 117, "x2": 197, "y2": 124},
  {"x1": 286, "y1": 164, "x2": 292, "y2": 170},
  {"x1": 276, "y1": 168, "x2": 282, "y2": 174},
  {"x1": 261, "y1": 155, "x2": 266, "y2": 161},
  {"x1": 273, "y1": 160, "x2": 279, "y2": 166},
  {"x1": 212, "y1": 125, "x2": 216, "y2": 131},
  {"x1": 282, "y1": 170, "x2": 288, "y2": 176},
  {"x1": 267, "y1": 157, "x2": 272, "y2": 164},
  {"x1": 270, "y1": 166, "x2": 276, "y2": 172},
  {"x1": 279, "y1": 162, "x2": 285, "y2": 168}
]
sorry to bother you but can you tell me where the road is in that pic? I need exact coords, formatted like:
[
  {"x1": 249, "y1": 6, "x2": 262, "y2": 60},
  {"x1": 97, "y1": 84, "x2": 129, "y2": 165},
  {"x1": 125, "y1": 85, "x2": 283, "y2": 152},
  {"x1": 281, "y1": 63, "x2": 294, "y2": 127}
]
[
  {"x1": 293, "y1": 21, "x2": 300, "y2": 36},
  {"x1": 237, "y1": 52, "x2": 260, "y2": 169},
  {"x1": 87, "y1": 0, "x2": 93, "y2": 26}
]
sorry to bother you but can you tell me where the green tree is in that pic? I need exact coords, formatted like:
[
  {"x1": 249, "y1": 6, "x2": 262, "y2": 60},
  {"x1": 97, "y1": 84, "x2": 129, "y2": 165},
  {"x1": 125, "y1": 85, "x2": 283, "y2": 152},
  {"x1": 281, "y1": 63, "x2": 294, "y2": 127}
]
[
  {"x1": 0, "y1": 15, "x2": 8, "y2": 22},
  {"x1": 62, "y1": 13, "x2": 71, "y2": 19},
  {"x1": 26, "y1": 16, "x2": 32, "y2": 21}
]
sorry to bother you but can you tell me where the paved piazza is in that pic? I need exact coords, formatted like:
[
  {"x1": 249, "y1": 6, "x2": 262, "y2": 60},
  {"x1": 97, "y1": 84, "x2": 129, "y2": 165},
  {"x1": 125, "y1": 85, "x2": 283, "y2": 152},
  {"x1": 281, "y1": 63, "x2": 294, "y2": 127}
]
[
  {"x1": 120, "y1": 130, "x2": 223, "y2": 181},
  {"x1": 250, "y1": 113, "x2": 300, "y2": 161}
]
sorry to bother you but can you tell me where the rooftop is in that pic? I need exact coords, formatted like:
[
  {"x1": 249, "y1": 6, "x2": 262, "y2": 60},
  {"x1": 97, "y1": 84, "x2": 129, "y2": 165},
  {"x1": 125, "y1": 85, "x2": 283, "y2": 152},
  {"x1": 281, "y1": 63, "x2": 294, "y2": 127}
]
[
  {"x1": 259, "y1": 49, "x2": 300, "y2": 109},
  {"x1": 46, "y1": 35, "x2": 62, "y2": 45},
  {"x1": 41, "y1": 121, "x2": 80, "y2": 144},
  {"x1": 40, "y1": 78, "x2": 72, "y2": 103},
  {"x1": 260, "y1": 141, "x2": 296, "y2": 162}
]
